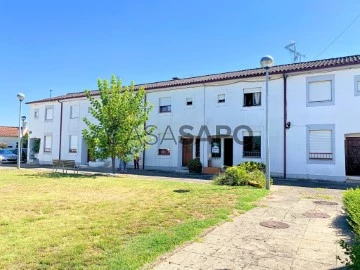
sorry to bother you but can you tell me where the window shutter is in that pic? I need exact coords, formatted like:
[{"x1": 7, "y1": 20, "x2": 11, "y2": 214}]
[
  {"x1": 309, "y1": 130, "x2": 332, "y2": 153},
  {"x1": 160, "y1": 97, "x2": 171, "y2": 106},
  {"x1": 309, "y1": 81, "x2": 332, "y2": 102},
  {"x1": 46, "y1": 108, "x2": 53, "y2": 120},
  {"x1": 242, "y1": 131, "x2": 261, "y2": 137},
  {"x1": 70, "y1": 136, "x2": 78, "y2": 149},
  {"x1": 244, "y1": 87, "x2": 261, "y2": 94},
  {"x1": 45, "y1": 136, "x2": 52, "y2": 149},
  {"x1": 71, "y1": 105, "x2": 79, "y2": 118},
  {"x1": 357, "y1": 81, "x2": 360, "y2": 92}
]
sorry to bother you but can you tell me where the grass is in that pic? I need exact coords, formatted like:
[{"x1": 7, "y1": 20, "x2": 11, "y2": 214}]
[{"x1": 0, "y1": 170, "x2": 268, "y2": 269}]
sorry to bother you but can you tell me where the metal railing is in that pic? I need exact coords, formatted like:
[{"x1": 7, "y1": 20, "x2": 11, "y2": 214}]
[
  {"x1": 309, "y1": 153, "x2": 333, "y2": 160},
  {"x1": 243, "y1": 151, "x2": 261, "y2": 157}
]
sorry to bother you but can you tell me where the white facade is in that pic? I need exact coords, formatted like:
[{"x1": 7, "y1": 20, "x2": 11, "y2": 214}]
[{"x1": 27, "y1": 60, "x2": 360, "y2": 181}]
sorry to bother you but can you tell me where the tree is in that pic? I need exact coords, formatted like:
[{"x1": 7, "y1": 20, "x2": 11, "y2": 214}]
[{"x1": 82, "y1": 75, "x2": 153, "y2": 174}]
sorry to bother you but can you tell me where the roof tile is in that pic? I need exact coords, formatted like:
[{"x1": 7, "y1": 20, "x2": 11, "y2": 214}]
[{"x1": 27, "y1": 54, "x2": 360, "y2": 104}]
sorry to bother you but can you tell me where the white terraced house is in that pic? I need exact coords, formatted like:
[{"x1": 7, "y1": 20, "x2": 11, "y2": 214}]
[{"x1": 26, "y1": 55, "x2": 360, "y2": 181}]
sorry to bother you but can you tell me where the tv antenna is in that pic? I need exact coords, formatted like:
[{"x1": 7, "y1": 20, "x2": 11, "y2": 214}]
[{"x1": 285, "y1": 41, "x2": 305, "y2": 63}]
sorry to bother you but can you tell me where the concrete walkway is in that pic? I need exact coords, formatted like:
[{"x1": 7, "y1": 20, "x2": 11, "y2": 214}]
[{"x1": 153, "y1": 185, "x2": 351, "y2": 270}]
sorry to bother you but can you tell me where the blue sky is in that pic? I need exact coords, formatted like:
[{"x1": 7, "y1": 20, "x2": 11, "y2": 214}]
[{"x1": 0, "y1": 0, "x2": 359, "y2": 126}]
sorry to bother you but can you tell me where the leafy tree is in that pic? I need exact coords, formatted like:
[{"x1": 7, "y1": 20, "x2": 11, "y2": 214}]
[{"x1": 82, "y1": 75, "x2": 153, "y2": 174}]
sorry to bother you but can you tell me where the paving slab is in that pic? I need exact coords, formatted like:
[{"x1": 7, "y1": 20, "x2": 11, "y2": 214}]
[{"x1": 153, "y1": 184, "x2": 352, "y2": 270}]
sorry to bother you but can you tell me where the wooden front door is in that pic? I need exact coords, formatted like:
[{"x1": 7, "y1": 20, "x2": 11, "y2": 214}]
[
  {"x1": 182, "y1": 138, "x2": 193, "y2": 167},
  {"x1": 345, "y1": 137, "x2": 360, "y2": 176}
]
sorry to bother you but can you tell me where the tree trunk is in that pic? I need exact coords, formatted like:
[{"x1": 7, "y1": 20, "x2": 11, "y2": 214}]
[{"x1": 111, "y1": 156, "x2": 116, "y2": 174}]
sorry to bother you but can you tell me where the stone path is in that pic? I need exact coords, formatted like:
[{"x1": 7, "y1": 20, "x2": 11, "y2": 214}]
[{"x1": 153, "y1": 185, "x2": 352, "y2": 270}]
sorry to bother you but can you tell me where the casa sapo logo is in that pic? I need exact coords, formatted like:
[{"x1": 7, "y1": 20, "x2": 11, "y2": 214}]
[{"x1": 143, "y1": 125, "x2": 255, "y2": 146}]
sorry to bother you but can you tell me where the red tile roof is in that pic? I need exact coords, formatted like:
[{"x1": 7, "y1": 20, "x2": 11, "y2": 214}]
[
  {"x1": 0, "y1": 126, "x2": 18, "y2": 137},
  {"x1": 27, "y1": 54, "x2": 360, "y2": 104}
]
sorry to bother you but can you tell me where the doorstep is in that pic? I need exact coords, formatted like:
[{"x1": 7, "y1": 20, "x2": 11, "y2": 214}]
[
  {"x1": 203, "y1": 167, "x2": 221, "y2": 175},
  {"x1": 346, "y1": 175, "x2": 360, "y2": 183}
]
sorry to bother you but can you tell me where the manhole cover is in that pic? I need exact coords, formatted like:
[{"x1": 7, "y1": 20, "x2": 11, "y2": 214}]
[
  {"x1": 313, "y1": 200, "x2": 338, "y2": 206},
  {"x1": 303, "y1": 211, "x2": 330, "y2": 218},
  {"x1": 260, "y1": 221, "x2": 290, "y2": 229}
]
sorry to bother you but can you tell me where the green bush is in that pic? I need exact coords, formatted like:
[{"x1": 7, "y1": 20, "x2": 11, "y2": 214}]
[
  {"x1": 213, "y1": 165, "x2": 267, "y2": 188},
  {"x1": 237, "y1": 161, "x2": 266, "y2": 173},
  {"x1": 341, "y1": 188, "x2": 360, "y2": 268},
  {"x1": 187, "y1": 158, "x2": 202, "y2": 173}
]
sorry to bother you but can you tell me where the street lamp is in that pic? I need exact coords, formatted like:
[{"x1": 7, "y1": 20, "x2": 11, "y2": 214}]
[
  {"x1": 260, "y1": 55, "x2": 274, "y2": 190},
  {"x1": 16, "y1": 93, "x2": 25, "y2": 169}
]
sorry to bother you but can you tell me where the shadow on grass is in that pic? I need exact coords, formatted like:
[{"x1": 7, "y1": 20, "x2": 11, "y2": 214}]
[
  {"x1": 24, "y1": 172, "x2": 99, "y2": 179},
  {"x1": 173, "y1": 189, "x2": 191, "y2": 193}
]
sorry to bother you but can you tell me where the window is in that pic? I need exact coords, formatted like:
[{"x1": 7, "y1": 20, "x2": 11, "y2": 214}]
[
  {"x1": 211, "y1": 138, "x2": 221, "y2": 158},
  {"x1": 34, "y1": 109, "x2": 39, "y2": 119},
  {"x1": 45, "y1": 107, "x2": 53, "y2": 120},
  {"x1": 309, "y1": 130, "x2": 333, "y2": 160},
  {"x1": 218, "y1": 94, "x2": 225, "y2": 103},
  {"x1": 243, "y1": 132, "x2": 261, "y2": 158},
  {"x1": 159, "y1": 97, "x2": 171, "y2": 113},
  {"x1": 44, "y1": 135, "x2": 52, "y2": 152},
  {"x1": 355, "y1": 75, "x2": 360, "y2": 96},
  {"x1": 69, "y1": 135, "x2": 78, "y2": 153},
  {"x1": 88, "y1": 107, "x2": 91, "y2": 113},
  {"x1": 186, "y1": 98, "x2": 193, "y2": 106},
  {"x1": 244, "y1": 88, "x2": 261, "y2": 107},
  {"x1": 70, "y1": 105, "x2": 79, "y2": 119},
  {"x1": 158, "y1": 148, "x2": 171, "y2": 155},
  {"x1": 306, "y1": 75, "x2": 335, "y2": 106},
  {"x1": 307, "y1": 124, "x2": 335, "y2": 163}
]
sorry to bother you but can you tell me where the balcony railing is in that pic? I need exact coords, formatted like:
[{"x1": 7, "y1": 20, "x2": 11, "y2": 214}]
[
  {"x1": 309, "y1": 152, "x2": 333, "y2": 160},
  {"x1": 243, "y1": 151, "x2": 261, "y2": 158}
]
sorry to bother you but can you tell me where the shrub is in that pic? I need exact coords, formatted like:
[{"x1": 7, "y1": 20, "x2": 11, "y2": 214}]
[
  {"x1": 238, "y1": 161, "x2": 266, "y2": 173},
  {"x1": 187, "y1": 158, "x2": 202, "y2": 173},
  {"x1": 341, "y1": 188, "x2": 360, "y2": 268},
  {"x1": 0, "y1": 142, "x2": 8, "y2": 149},
  {"x1": 213, "y1": 165, "x2": 267, "y2": 188}
]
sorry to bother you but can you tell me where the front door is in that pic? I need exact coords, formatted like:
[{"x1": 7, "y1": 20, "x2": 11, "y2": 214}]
[
  {"x1": 345, "y1": 137, "x2": 360, "y2": 176},
  {"x1": 182, "y1": 138, "x2": 193, "y2": 167},
  {"x1": 224, "y1": 138, "x2": 233, "y2": 166}
]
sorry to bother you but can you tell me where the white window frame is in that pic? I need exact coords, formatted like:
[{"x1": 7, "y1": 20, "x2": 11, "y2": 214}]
[
  {"x1": 186, "y1": 97, "x2": 193, "y2": 107},
  {"x1": 306, "y1": 75, "x2": 335, "y2": 107},
  {"x1": 34, "y1": 109, "x2": 39, "y2": 119},
  {"x1": 69, "y1": 135, "x2": 78, "y2": 153},
  {"x1": 45, "y1": 106, "x2": 54, "y2": 121},
  {"x1": 70, "y1": 105, "x2": 80, "y2": 119},
  {"x1": 243, "y1": 88, "x2": 262, "y2": 107},
  {"x1": 355, "y1": 75, "x2": 360, "y2": 96},
  {"x1": 159, "y1": 97, "x2": 171, "y2": 113},
  {"x1": 306, "y1": 124, "x2": 335, "y2": 164},
  {"x1": 218, "y1": 94, "x2": 225, "y2": 104},
  {"x1": 44, "y1": 134, "x2": 52, "y2": 153},
  {"x1": 242, "y1": 131, "x2": 261, "y2": 158}
]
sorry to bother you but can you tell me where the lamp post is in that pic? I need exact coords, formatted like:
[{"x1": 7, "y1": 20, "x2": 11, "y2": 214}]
[
  {"x1": 260, "y1": 55, "x2": 274, "y2": 190},
  {"x1": 20, "y1": 115, "x2": 26, "y2": 166},
  {"x1": 16, "y1": 93, "x2": 25, "y2": 169}
]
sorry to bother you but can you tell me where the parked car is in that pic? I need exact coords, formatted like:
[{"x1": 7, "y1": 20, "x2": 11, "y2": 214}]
[
  {"x1": 12, "y1": 148, "x2": 27, "y2": 163},
  {"x1": 0, "y1": 149, "x2": 17, "y2": 164}
]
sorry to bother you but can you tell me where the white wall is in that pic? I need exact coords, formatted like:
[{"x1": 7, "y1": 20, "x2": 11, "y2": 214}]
[
  {"x1": 286, "y1": 67, "x2": 360, "y2": 181},
  {"x1": 27, "y1": 65, "x2": 360, "y2": 181},
  {"x1": 0, "y1": 137, "x2": 17, "y2": 148}
]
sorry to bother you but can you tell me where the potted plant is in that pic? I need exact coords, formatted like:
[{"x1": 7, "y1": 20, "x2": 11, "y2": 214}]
[{"x1": 188, "y1": 158, "x2": 203, "y2": 173}]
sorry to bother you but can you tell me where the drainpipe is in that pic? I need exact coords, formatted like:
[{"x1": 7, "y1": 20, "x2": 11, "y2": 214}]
[
  {"x1": 283, "y1": 73, "x2": 288, "y2": 179},
  {"x1": 58, "y1": 100, "x2": 63, "y2": 160},
  {"x1": 142, "y1": 93, "x2": 147, "y2": 170}
]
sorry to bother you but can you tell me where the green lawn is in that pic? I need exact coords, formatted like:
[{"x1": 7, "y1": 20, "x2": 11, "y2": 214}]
[{"x1": 0, "y1": 169, "x2": 268, "y2": 269}]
